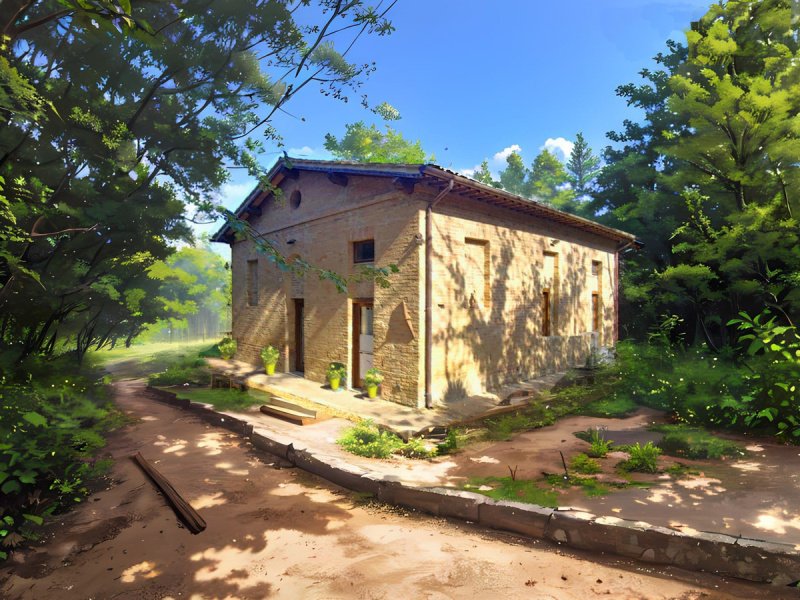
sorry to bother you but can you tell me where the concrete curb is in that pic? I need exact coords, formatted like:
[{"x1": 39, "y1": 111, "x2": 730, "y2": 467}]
[{"x1": 144, "y1": 385, "x2": 800, "y2": 585}]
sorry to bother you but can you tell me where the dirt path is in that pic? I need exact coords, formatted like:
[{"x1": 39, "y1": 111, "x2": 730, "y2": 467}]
[{"x1": 0, "y1": 380, "x2": 784, "y2": 599}]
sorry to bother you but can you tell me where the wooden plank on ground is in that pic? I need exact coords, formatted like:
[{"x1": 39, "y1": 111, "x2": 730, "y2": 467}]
[{"x1": 131, "y1": 452, "x2": 206, "y2": 534}]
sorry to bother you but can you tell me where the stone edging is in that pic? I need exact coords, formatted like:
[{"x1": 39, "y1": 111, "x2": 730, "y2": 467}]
[{"x1": 145, "y1": 386, "x2": 800, "y2": 586}]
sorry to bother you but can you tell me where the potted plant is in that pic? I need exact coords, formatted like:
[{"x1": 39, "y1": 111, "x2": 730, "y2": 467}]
[
  {"x1": 364, "y1": 368, "x2": 383, "y2": 399},
  {"x1": 218, "y1": 337, "x2": 237, "y2": 360},
  {"x1": 326, "y1": 362, "x2": 347, "y2": 391},
  {"x1": 260, "y1": 345, "x2": 280, "y2": 375}
]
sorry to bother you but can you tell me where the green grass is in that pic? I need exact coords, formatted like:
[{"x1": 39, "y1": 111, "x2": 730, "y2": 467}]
[
  {"x1": 171, "y1": 387, "x2": 266, "y2": 411},
  {"x1": 618, "y1": 442, "x2": 661, "y2": 473},
  {"x1": 466, "y1": 477, "x2": 559, "y2": 507},
  {"x1": 545, "y1": 474, "x2": 612, "y2": 498},
  {"x1": 570, "y1": 453, "x2": 601, "y2": 474},
  {"x1": 337, "y1": 420, "x2": 437, "y2": 459},
  {"x1": 88, "y1": 341, "x2": 217, "y2": 380},
  {"x1": 579, "y1": 395, "x2": 639, "y2": 418},
  {"x1": 651, "y1": 424, "x2": 745, "y2": 459}
]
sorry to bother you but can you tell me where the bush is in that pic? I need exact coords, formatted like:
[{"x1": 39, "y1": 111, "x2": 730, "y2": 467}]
[
  {"x1": 260, "y1": 345, "x2": 280, "y2": 365},
  {"x1": 337, "y1": 420, "x2": 437, "y2": 459},
  {"x1": 148, "y1": 355, "x2": 209, "y2": 386},
  {"x1": 0, "y1": 363, "x2": 121, "y2": 559},
  {"x1": 571, "y1": 453, "x2": 601, "y2": 474},
  {"x1": 217, "y1": 337, "x2": 237, "y2": 359},
  {"x1": 619, "y1": 442, "x2": 661, "y2": 473}
]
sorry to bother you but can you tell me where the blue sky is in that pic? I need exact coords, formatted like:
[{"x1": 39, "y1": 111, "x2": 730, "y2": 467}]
[{"x1": 204, "y1": 0, "x2": 712, "y2": 243}]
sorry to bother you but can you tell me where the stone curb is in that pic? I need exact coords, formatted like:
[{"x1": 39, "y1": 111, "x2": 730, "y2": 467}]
[{"x1": 144, "y1": 386, "x2": 800, "y2": 585}]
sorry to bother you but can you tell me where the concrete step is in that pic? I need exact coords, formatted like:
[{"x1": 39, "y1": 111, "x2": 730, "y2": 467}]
[
  {"x1": 267, "y1": 397, "x2": 316, "y2": 418},
  {"x1": 259, "y1": 403, "x2": 316, "y2": 426}
]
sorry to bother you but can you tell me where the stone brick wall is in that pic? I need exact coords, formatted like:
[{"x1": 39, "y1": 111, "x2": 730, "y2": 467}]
[
  {"x1": 428, "y1": 193, "x2": 619, "y2": 404},
  {"x1": 230, "y1": 171, "x2": 425, "y2": 407}
]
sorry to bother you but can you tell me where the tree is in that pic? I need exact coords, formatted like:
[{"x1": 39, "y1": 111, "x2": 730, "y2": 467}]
[
  {"x1": 498, "y1": 151, "x2": 528, "y2": 196},
  {"x1": 0, "y1": 1, "x2": 396, "y2": 360},
  {"x1": 526, "y1": 149, "x2": 577, "y2": 212},
  {"x1": 566, "y1": 132, "x2": 601, "y2": 199},
  {"x1": 470, "y1": 159, "x2": 501, "y2": 187},
  {"x1": 324, "y1": 121, "x2": 431, "y2": 163}
]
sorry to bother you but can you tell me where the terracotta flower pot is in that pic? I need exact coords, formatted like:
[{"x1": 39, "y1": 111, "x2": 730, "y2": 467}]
[{"x1": 366, "y1": 384, "x2": 378, "y2": 398}]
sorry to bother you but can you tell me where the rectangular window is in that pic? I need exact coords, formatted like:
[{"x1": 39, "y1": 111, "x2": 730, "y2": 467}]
[
  {"x1": 592, "y1": 292, "x2": 600, "y2": 332},
  {"x1": 247, "y1": 259, "x2": 258, "y2": 306},
  {"x1": 353, "y1": 239, "x2": 375, "y2": 264},
  {"x1": 464, "y1": 238, "x2": 490, "y2": 307},
  {"x1": 542, "y1": 289, "x2": 551, "y2": 337}
]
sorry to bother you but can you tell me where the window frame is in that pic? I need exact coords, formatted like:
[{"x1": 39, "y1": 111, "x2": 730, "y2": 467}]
[{"x1": 353, "y1": 239, "x2": 375, "y2": 264}]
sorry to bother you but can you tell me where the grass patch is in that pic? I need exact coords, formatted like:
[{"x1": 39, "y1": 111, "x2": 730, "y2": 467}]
[
  {"x1": 466, "y1": 477, "x2": 559, "y2": 507},
  {"x1": 483, "y1": 387, "x2": 592, "y2": 441},
  {"x1": 579, "y1": 396, "x2": 639, "y2": 418},
  {"x1": 570, "y1": 453, "x2": 601, "y2": 474},
  {"x1": 148, "y1": 354, "x2": 210, "y2": 386},
  {"x1": 663, "y1": 463, "x2": 700, "y2": 479},
  {"x1": 651, "y1": 424, "x2": 745, "y2": 459},
  {"x1": 337, "y1": 420, "x2": 437, "y2": 459},
  {"x1": 544, "y1": 474, "x2": 611, "y2": 497},
  {"x1": 172, "y1": 387, "x2": 265, "y2": 411}
]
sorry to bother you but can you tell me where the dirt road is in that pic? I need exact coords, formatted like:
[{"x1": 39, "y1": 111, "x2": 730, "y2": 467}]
[{"x1": 0, "y1": 379, "x2": 784, "y2": 599}]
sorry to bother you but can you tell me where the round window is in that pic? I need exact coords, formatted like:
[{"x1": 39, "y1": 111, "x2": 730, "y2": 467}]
[{"x1": 289, "y1": 190, "x2": 302, "y2": 209}]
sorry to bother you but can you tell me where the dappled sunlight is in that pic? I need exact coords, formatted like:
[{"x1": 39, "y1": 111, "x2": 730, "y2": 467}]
[
  {"x1": 192, "y1": 491, "x2": 227, "y2": 510},
  {"x1": 749, "y1": 510, "x2": 800, "y2": 535},
  {"x1": 214, "y1": 461, "x2": 249, "y2": 476},
  {"x1": 668, "y1": 522, "x2": 700, "y2": 536},
  {"x1": 140, "y1": 415, "x2": 159, "y2": 422},
  {"x1": 732, "y1": 461, "x2": 764, "y2": 472},
  {"x1": 270, "y1": 482, "x2": 335, "y2": 504},
  {"x1": 153, "y1": 434, "x2": 189, "y2": 456},
  {"x1": 469, "y1": 455, "x2": 500, "y2": 464},
  {"x1": 121, "y1": 560, "x2": 161, "y2": 583},
  {"x1": 745, "y1": 444, "x2": 764, "y2": 452},
  {"x1": 646, "y1": 484, "x2": 682, "y2": 505},
  {"x1": 674, "y1": 476, "x2": 724, "y2": 493},
  {"x1": 196, "y1": 432, "x2": 227, "y2": 456}
]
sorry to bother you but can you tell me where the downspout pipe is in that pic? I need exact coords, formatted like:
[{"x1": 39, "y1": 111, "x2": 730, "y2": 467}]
[{"x1": 425, "y1": 179, "x2": 454, "y2": 409}]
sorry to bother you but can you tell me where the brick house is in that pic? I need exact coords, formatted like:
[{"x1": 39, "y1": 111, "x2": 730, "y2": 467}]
[{"x1": 212, "y1": 157, "x2": 637, "y2": 409}]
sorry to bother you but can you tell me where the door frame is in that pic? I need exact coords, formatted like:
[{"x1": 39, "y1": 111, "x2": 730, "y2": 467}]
[
  {"x1": 352, "y1": 299, "x2": 373, "y2": 387},
  {"x1": 294, "y1": 299, "x2": 304, "y2": 372}
]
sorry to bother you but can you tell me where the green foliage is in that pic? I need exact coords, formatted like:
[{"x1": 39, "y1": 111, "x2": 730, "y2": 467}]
[
  {"x1": 570, "y1": 453, "x2": 601, "y2": 475},
  {"x1": 326, "y1": 362, "x2": 347, "y2": 381},
  {"x1": 566, "y1": 132, "x2": 601, "y2": 199},
  {"x1": 260, "y1": 345, "x2": 280, "y2": 366},
  {"x1": 172, "y1": 388, "x2": 265, "y2": 412},
  {"x1": 0, "y1": 358, "x2": 121, "y2": 558},
  {"x1": 364, "y1": 368, "x2": 383, "y2": 386},
  {"x1": 148, "y1": 355, "x2": 210, "y2": 386},
  {"x1": 324, "y1": 121, "x2": 432, "y2": 163},
  {"x1": 580, "y1": 396, "x2": 638, "y2": 418},
  {"x1": 619, "y1": 442, "x2": 661, "y2": 473},
  {"x1": 337, "y1": 420, "x2": 435, "y2": 459},
  {"x1": 653, "y1": 425, "x2": 744, "y2": 460},
  {"x1": 545, "y1": 474, "x2": 612, "y2": 498},
  {"x1": 575, "y1": 428, "x2": 614, "y2": 458},
  {"x1": 217, "y1": 338, "x2": 237, "y2": 360},
  {"x1": 436, "y1": 428, "x2": 460, "y2": 455},
  {"x1": 466, "y1": 477, "x2": 559, "y2": 507}
]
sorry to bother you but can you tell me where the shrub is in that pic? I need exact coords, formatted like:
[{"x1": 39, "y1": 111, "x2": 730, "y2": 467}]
[
  {"x1": 364, "y1": 368, "x2": 383, "y2": 386},
  {"x1": 337, "y1": 420, "x2": 437, "y2": 459},
  {"x1": 148, "y1": 355, "x2": 209, "y2": 386},
  {"x1": 575, "y1": 427, "x2": 613, "y2": 458},
  {"x1": 260, "y1": 345, "x2": 280, "y2": 365},
  {"x1": 619, "y1": 442, "x2": 661, "y2": 473},
  {"x1": 326, "y1": 362, "x2": 347, "y2": 381},
  {"x1": 217, "y1": 337, "x2": 237, "y2": 359},
  {"x1": 571, "y1": 453, "x2": 601, "y2": 474},
  {"x1": 437, "y1": 428, "x2": 460, "y2": 455}
]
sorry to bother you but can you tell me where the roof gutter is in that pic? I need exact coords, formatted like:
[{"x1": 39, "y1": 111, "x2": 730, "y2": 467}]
[{"x1": 424, "y1": 178, "x2": 454, "y2": 409}]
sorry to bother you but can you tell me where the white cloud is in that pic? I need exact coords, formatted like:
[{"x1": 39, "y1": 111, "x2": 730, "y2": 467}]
[
  {"x1": 287, "y1": 145, "x2": 333, "y2": 160},
  {"x1": 460, "y1": 166, "x2": 478, "y2": 178},
  {"x1": 492, "y1": 144, "x2": 522, "y2": 164},
  {"x1": 215, "y1": 181, "x2": 254, "y2": 211},
  {"x1": 541, "y1": 137, "x2": 574, "y2": 162}
]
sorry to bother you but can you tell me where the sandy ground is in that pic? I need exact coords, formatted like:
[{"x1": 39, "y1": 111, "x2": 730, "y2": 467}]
[
  {"x1": 443, "y1": 410, "x2": 800, "y2": 544},
  {"x1": 0, "y1": 379, "x2": 784, "y2": 600}
]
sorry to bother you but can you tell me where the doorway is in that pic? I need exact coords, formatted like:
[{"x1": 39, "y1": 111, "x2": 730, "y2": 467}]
[
  {"x1": 352, "y1": 301, "x2": 374, "y2": 387},
  {"x1": 294, "y1": 299, "x2": 304, "y2": 372}
]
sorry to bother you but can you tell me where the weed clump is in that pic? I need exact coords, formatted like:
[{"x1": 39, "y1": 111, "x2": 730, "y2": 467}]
[
  {"x1": 619, "y1": 442, "x2": 661, "y2": 473},
  {"x1": 337, "y1": 420, "x2": 436, "y2": 459},
  {"x1": 570, "y1": 453, "x2": 601, "y2": 474}
]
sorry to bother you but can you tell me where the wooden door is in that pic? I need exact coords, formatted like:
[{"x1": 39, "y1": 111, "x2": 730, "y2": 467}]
[{"x1": 352, "y1": 301, "x2": 374, "y2": 387}]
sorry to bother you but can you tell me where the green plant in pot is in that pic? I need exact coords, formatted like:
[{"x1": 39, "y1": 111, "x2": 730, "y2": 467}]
[
  {"x1": 326, "y1": 362, "x2": 347, "y2": 391},
  {"x1": 260, "y1": 345, "x2": 280, "y2": 375},
  {"x1": 364, "y1": 368, "x2": 383, "y2": 398},
  {"x1": 218, "y1": 337, "x2": 237, "y2": 360}
]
